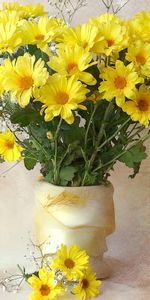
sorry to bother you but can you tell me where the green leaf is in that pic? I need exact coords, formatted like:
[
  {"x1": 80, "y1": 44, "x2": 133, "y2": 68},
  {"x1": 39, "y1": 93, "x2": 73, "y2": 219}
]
[
  {"x1": 24, "y1": 157, "x2": 37, "y2": 170},
  {"x1": 119, "y1": 142, "x2": 147, "y2": 168},
  {"x1": 11, "y1": 106, "x2": 40, "y2": 126},
  {"x1": 129, "y1": 162, "x2": 141, "y2": 179},
  {"x1": 0, "y1": 156, "x2": 4, "y2": 163},
  {"x1": 60, "y1": 166, "x2": 77, "y2": 182},
  {"x1": 45, "y1": 171, "x2": 54, "y2": 183}
]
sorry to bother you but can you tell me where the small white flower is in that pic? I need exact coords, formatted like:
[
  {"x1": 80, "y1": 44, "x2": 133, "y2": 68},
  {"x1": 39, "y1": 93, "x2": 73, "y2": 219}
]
[{"x1": 2, "y1": 285, "x2": 6, "y2": 292}]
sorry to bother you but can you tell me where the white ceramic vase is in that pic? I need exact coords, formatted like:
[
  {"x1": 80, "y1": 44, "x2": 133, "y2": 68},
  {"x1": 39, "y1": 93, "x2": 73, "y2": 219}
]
[{"x1": 34, "y1": 181, "x2": 115, "y2": 278}]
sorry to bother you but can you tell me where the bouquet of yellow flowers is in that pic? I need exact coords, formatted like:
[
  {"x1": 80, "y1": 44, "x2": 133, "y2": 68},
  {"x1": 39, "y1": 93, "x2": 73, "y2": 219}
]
[{"x1": 0, "y1": 0, "x2": 150, "y2": 187}]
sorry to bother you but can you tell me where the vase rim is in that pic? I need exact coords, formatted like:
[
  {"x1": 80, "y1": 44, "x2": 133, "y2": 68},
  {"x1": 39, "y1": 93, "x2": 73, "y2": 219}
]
[{"x1": 37, "y1": 179, "x2": 113, "y2": 189}]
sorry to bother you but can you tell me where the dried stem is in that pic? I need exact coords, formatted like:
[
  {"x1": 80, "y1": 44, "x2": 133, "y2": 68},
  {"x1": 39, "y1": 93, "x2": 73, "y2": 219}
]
[
  {"x1": 100, "y1": 0, "x2": 130, "y2": 14},
  {"x1": 47, "y1": 0, "x2": 87, "y2": 24}
]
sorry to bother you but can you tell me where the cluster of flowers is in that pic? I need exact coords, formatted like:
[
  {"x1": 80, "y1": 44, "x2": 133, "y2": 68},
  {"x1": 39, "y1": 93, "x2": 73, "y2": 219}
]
[
  {"x1": 0, "y1": 2, "x2": 150, "y2": 163},
  {"x1": 27, "y1": 244, "x2": 101, "y2": 300}
]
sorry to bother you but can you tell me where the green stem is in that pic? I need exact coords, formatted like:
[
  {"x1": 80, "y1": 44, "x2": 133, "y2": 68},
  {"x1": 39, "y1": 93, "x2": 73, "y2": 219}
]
[
  {"x1": 127, "y1": 122, "x2": 138, "y2": 137},
  {"x1": 17, "y1": 265, "x2": 27, "y2": 279},
  {"x1": 90, "y1": 102, "x2": 113, "y2": 164},
  {"x1": 58, "y1": 144, "x2": 71, "y2": 169},
  {"x1": 53, "y1": 118, "x2": 63, "y2": 184},
  {"x1": 27, "y1": 126, "x2": 49, "y2": 159},
  {"x1": 84, "y1": 103, "x2": 97, "y2": 148},
  {"x1": 97, "y1": 117, "x2": 130, "y2": 152},
  {"x1": 81, "y1": 102, "x2": 113, "y2": 185},
  {"x1": 127, "y1": 126, "x2": 144, "y2": 141},
  {"x1": 94, "y1": 131, "x2": 150, "y2": 173}
]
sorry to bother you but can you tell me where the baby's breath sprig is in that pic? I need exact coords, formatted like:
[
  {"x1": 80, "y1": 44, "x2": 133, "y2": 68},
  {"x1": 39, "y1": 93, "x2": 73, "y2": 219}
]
[
  {"x1": 100, "y1": 0, "x2": 130, "y2": 13},
  {"x1": 47, "y1": 0, "x2": 87, "y2": 24}
]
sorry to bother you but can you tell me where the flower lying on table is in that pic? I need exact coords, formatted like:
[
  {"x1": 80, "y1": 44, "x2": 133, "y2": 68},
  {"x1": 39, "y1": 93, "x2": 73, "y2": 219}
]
[
  {"x1": 28, "y1": 244, "x2": 101, "y2": 300},
  {"x1": 0, "y1": 244, "x2": 101, "y2": 300}
]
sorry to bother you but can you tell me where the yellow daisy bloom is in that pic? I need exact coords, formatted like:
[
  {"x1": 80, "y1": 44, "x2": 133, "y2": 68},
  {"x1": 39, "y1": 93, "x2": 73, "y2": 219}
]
[
  {"x1": 39, "y1": 74, "x2": 89, "y2": 124},
  {"x1": 90, "y1": 12, "x2": 121, "y2": 27},
  {"x1": 0, "y1": 10, "x2": 20, "y2": 25},
  {"x1": 2, "y1": 53, "x2": 49, "y2": 108},
  {"x1": 49, "y1": 45, "x2": 97, "y2": 85},
  {"x1": 52, "y1": 244, "x2": 89, "y2": 280},
  {"x1": 99, "y1": 60, "x2": 142, "y2": 106},
  {"x1": 20, "y1": 17, "x2": 65, "y2": 53},
  {"x1": 2, "y1": 2, "x2": 24, "y2": 13},
  {"x1": 0, "y1": 129, "x2": 23, "y2": 162},
  {"x1": 47, "y1": 131, "x2": 54, "y2": 140},
  {"x1": 63, "y1": 23, "x2": 98, "y2": 51},
  {"x1": 2, "y1": 2, "x2": 47, "y2": 19},
  {"x1": 23, "y1": 3, "x2": 47, "y2": 18},
  {"x1": 87, "y1": 91, "x2": 104, "y2": 103},
  {"x1": 126, "y1": 41, "x2": 150, "y2": 77},
  {"x1": 91, "y1": 20, "x2": 128, "y2": 56},
  {"x1": 72, "y1": 267, "x2": 101, "y2": 300},
  {"x1": 0, "y1": 22, "x2": 22, "y2": 54},
  {"x1": 122, "y1": 85, "x2": 150, "y2": 128},
  {"x1": 129, "y1": 11, "x2": 150, "y2": 43},
  {"x1": 28, "y1": 268, "x2": 62, "y2": 300},
  {"x1": 20, "y1": 17, "x2": 55, "y2": 53}
]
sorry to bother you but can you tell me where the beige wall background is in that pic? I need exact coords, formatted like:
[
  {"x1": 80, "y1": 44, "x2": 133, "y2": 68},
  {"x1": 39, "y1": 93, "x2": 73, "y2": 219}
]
[{"x1": 0, "y1": 1, "x2": 150, "y2": 299}]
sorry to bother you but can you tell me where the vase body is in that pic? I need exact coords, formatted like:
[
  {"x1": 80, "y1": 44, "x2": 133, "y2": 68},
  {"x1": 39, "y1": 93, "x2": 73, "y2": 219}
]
[{"x1": 34, "y1": 181, "x2": 115, "y2": 278}]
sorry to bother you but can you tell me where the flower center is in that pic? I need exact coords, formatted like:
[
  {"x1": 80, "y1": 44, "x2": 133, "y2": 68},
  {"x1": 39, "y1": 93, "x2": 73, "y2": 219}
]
[
  {"x1": 64, "y1": 258, "x2": 75, "y2": 269},
  {"x1": 19, "y1": 76, "x2": 33, "y2": 90},
  {"x1": 107, "y1": 39, "x2": 114, "y2": 47},
  {"x1": 35, "y1": 34, "x2": 45, "y2": 41},
  {"x1": 67, "y1": 63, "x2": 78, "y2": 74},
  {"x1": 56, "y1": 91, "x2": 69, "y2": 104},
  {"x1": 40, "y1": 284, "x2": 50, "y2": 296},
  {"x1": 138, "y1": 99, "x2": 149, "y2": 112},
  {"x1": 114, "y1": 76, "x2": 127, "y2": 89},
  {"x1": 83, "y1": 41, "x2": 88, "y2": 49},
  {"x1": 82, "y1": 279, "x2": 89, "y2": 289},
  {"x1": 136, "y1": 55, "x2": 146, "y2": 65},
  {"x1": 5, "y1": 140, "x2": 14, "y2": 149}
]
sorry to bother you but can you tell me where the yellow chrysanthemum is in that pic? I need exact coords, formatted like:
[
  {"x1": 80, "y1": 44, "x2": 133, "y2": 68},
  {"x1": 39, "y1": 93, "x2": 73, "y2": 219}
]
[
  {"x1": 122, "y1": 85, "x2": 150, "y2": 128},
  {"x1": 91, "y1": 16, "x2": 128, "y2": 56},
  {"x1": 129, "y1": 11, "x2": 150, "y2": 43},
  {"x1": 47, "y1": 131, "x2": 54, "y2": 140},
  {"x1": 0, "y1": 22, "x2": 22, "y2": 54},
  {"x1": 23, "y1": 3, "x2": 47, "y2": 18},
  {"x1": 49, "y1": 45, "x2": 97, "y2": 85},
  {"x1": 2, "y1": 1, "x2": 23, "y2": 13},
  {"x1": 63, "y1": 23, "x2": 98, "y2": 51},
  {"x1": 87, "y1": 91, "x2": 104, "y2": 103},
  {"x1": 39, "y1": 74, "x2": 89, "y2": 124},
  {"x1": 20, "y1": 17, "x2": 65, "y2": 53},
  {"x1": 52, "y1": 244, "x2": 89, "y2": 280},
  {"x1": 0, "y1": 10, "x2": 20, "y2": 24},
  {"x1": 2, "y1": 53, "x2": 49, "y2": 107},
  {"x1": 0, "y1": 129, "x2": 23, "y2": 162},
  {"x1": 90, "y1": 13, "x2": 121, "y2": 27},
  {"x1": 126, "y1": 41, "x2": 150, "y2": 77},
  {"x1": 2, "y1": 2, "x2": 47, "y2": 19},
  {"x1": 28, "y1": 268, "x2": 62, "y2": 300},
  {"x1": 99, "y1": 60, "x2": 142, "y2": 106},
  {"x1": 72, "y1": 267, "x2": 101, "y2": 300}
]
